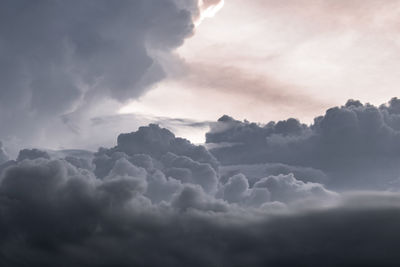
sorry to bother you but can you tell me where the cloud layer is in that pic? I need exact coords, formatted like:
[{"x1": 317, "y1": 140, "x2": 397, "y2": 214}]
[
  {"x1": 0, "y1": 123, "x2": 332, "y2": 266},
  {"x1": 207, "y1": 98, "x2": 400, "y2": 190},
  {"x1": 1, "y1": 101, "x2": 400, "y2": 265},
  {"x1": 2, "y1": 2, "x2": 399, "y2": 265}
]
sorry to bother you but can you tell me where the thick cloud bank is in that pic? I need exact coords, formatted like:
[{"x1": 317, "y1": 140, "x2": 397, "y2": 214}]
[
  {"x1": 1, "y1": 100, "x2": 400, "y2": 266},
  {"x1": 0, "y1": 124, "x2": 335, "y2": 266},
  {"x1": 0, "y1": 0, "x2": 199, "y2": 149},
  {"x1": 208, "y1": 98, "x2": 400, "y2": 190}
]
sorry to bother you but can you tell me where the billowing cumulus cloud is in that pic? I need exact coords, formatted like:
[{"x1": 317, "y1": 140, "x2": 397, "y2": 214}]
[
  {"x1": 2, "y1": 1, "x2": 400, "y2": 265},
  {"x1": 1, "y1": 104, "x2": 400, "y2": 265},
  {"x1": 0, "y1": 157, "x2": 398, "y2": 266},
  {"x1": 219, "y1": 162, "x2": 329, "y2": 185},
  {"x1": 207, "y1": 98, "x2": 400, "y2": 190},
  {"x1": 0, "y1": 0, "x2": 199, "y2": 151},
  {"x1": 0, "y1": 123, "x2": 339, "y2": 266}
]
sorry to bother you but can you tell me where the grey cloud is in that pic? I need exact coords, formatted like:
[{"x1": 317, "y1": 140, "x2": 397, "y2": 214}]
[
  {"x1": 0, "y1": 142, "x2": 8, "y2": 164},
  {"x1": 0, "y1": 157, "x2": 399, "y2": 266},
  {"x1": 92, "y1": 125, "x2": 219, "y2": 195},
  {"x1": 0, "y1": 0, "x2": 198, "y2": 149},
  {"x1": 145, "y1": 170, "x2": 182, "y2": 204},
  {"x1": 217, "y1": 173, "x2": 334, "y2": 207},
  {"x1": 207, "y1": 98, "x2": 400, "y2": 190},
  {"x1": 218, "y1": 173, "x2": 252, "y2": 203},
  {"x1": 253, "y1": 173, "x2": 336, "y2": 204},
  {"x1": 17, "y1": 148, "x2": 51, "y2": 162},
  {"x1": 220, "y1": 163, "x2": 329, "y2": 185},
  {"x1": 217, "y1": 173, "x2": 272, "y2": 207},
  {"x1": 162, "y1": 152, "x2": 218, "y2": 194},
  {"x1": 0, "y1": 123, "x2": 399, "y2": 266},
  {"x1": 171, "y1": 184, "x2": 228, "y2": 212},
  {"x1": 114, "y1": 124, "x2": 219, "y2": 169}
]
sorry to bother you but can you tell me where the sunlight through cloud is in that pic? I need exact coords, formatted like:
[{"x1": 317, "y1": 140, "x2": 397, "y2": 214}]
[{"x1": 195, "y1": 0, "x2": 225, "y2": 26}]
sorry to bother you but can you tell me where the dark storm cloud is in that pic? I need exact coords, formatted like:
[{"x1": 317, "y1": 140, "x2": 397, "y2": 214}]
[
  {"x1": 0, "y1": 123, "x2": 347, "y2": 266},
  {"x1": 207, "y1": 98, "x2": 400, "y2": 190},
  {"x1": 1, "y1": 102, "x2": 400, "y2": 266},
  {"x1": 0, "y1": 157, "x2": 399, "y2": 266},
  {"x1": 0, "y1": 142, "x2": 8, "y2": 164},
  {"x1": 2, "y1": 1, "x2": 398, "y2": 264},
  {"x1": 0, "y1": 0, "x2": 197, "y2": 146}
]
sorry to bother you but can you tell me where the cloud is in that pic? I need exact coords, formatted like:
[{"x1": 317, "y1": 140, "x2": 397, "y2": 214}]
[
  {"x1": 0, "y1": 1, "x2": 400, "y2": 264},
  {"x1": 0, "y1": 123, "x2": 353, "y2": 266},
  {"x1": 216, "y1": 173, "x2": 271, "y2": 207},
  {"x1": 162, "y1": 152, "x2": 218, "y2": 194},
  {"x1": 207, "y1": 98, "x2": 400, "y2": 190},
  {"x1": 0, "y1": 155, "x2": 400, "y2": 266},
  {"x1": 0, "y1": 0, "x2": 199, "y2": 151},
  {"x1": 0, "y1": 119, "x2": 399, "y2": 265},
  {"x1": 220, "y1": 162, "x2": 329, "y2": 185},
  {"x1": 216, "y1": 172, "x2": 336, "y2": 207},
  {"x1": 115, "y1": 124, "x2": 219, "y2": 170},
  {"x1": 0, "y1": 142, "x2": 8, "y2": 164},
  {"x1": 17, "y1": 148, "x2": 51, "y2": 162},
  {"x1": 253, "y1": 173, "x2": 336, "y2": 203}
]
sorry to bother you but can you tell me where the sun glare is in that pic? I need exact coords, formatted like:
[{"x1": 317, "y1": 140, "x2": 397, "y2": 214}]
[{"x1": 195, "y1": 0, "x2": 225, "y2": 26}]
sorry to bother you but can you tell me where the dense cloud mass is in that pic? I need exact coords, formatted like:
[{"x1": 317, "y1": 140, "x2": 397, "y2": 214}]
[
  {"x1": 207, "y1": 98, "x2": 400, "y2": 190},
  {"x1": 1, "y1": 110, "x2": 400, "y2": 265},
  {"x1": 0, "y1": 143, "x2": 8, "y2": 165},
  {"x1": 4, "y1": 1, "x2": 399, "y2": 265},
  {"x1": 0, "y1": 0, "x2": 199, "y2": 150},
  {"x1": 0, "y1": 124, "x2": 332, "y2": 266}
]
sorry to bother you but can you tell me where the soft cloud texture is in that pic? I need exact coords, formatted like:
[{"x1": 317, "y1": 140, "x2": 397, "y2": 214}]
[
  {"x1": 0, "y1": 123, "x2": 342, "y2": 266},
  {"x1": 207, "y1": 98, "x2": 400, "y2": 190},
  {"x1": 0, "y1": 0, "x2": 200, "y2": 152},
  {"x1": 0, "y1": 111, "x2": 400, "y2": 265},
  {"x1": 2, "y1": 1, "x2": 400, "y2": 265},
  {"x1": 0, "y1": 143, "x2": 8, "y2": 164}
]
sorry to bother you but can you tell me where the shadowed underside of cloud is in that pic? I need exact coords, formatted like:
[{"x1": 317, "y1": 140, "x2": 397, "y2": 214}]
[
  {"x1": 207, "y1": 98, "x2": 400, "y2": 190},
  {"x1": 1, "y1": 100, "x2": 400, "y2": 265},
  {"x1": 0, "y1": 155, "x2": 399, "y2": 267}
]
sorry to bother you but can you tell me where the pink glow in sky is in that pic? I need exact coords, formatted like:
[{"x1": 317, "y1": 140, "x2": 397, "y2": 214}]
[{"x1": 121, "y1": 0, "x2": 400, "y2": 130}]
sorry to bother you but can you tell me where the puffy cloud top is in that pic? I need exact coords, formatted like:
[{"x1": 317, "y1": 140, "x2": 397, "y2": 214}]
[
  {"x1": 0, "y1": 101, "x2": 400, "y2": 265},
  {"x1": 0, "y1": 122, "x2": 343, "y2": 266},
  {"x1": 207, "y1": 98, "x2": 400, "y2": 190},
  {"x1": 113, "y1": 124, "x2": 219, "y2": 169}
]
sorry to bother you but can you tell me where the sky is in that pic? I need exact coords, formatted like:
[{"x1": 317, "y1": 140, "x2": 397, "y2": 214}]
[
  {"x1": 121, "y1": 0, "x2": 400, "y2": 125},
  {"x1": 1, "y1": 1, "x2": 400, "y2": 266}
]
